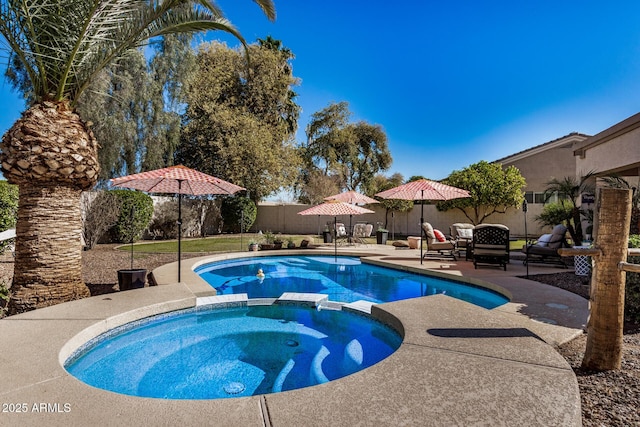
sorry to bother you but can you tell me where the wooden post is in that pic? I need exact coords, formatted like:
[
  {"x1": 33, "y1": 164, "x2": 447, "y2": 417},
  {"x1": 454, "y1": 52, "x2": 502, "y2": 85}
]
[{"x1": 582, "y1": 188, "x2": 632, "y2": 371}]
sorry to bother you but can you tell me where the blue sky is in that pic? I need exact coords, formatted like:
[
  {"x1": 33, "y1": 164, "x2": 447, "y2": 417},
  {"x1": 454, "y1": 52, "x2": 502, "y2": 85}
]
[{"x1": 2, "y1": 1, "x2": 640, "y2": 184}]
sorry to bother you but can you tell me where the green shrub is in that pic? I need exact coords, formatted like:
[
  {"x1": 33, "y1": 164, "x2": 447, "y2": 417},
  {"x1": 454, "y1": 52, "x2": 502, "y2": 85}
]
[
  {"x1": 627, "y1": 235, "x2": 640, "y2": 323},
  {"x1": 221, "y1": 197, "x2": 256, "y2": 233},
  {"x1": 109, "y1": 190, "x2": 154, "y2": 243},
  {"x1": 0, "y1": 181, "x2": 18, "y2": 254}
]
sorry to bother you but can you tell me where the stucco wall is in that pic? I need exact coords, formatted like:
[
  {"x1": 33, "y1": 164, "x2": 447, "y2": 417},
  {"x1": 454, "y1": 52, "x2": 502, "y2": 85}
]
[{"x1": 252, "y1": 203, "x2": 547, "y2": 238}]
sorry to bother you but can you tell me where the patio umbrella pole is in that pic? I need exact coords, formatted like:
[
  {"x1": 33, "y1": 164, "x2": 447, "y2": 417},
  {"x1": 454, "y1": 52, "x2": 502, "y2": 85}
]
[
  {"x1": 334, "y1": 216, "x2": 338, "y2": 261},
  {"x1": 420, "y1": 190, "x2": 424, "y2": 264},
  {"x1": 178, "y1": 180, "x2": 183, "y2": 282}
]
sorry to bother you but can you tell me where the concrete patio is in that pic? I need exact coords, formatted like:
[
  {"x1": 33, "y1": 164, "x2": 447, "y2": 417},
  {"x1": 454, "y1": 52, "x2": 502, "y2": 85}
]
[{"x1": 0, "y1": 244, "x2": 588, "y2": 426}]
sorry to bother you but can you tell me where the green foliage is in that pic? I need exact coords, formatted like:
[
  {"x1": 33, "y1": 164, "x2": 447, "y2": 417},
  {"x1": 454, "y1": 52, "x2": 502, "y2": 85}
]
[
  {"x1": 300, "y1": 102, "x2": 392, "y2": 197},
  {"x1": 0, "y1": 0, "x2": 275, "y2": 104},
  {"x1": 437, "y1": 161, "x2": 526, "y2": 224},
  {"x1": 0, "y1": 281, "x2": 9, "y2": 317},
  {"x1": 178, "y1": 40, "x2": 301, "y2": 202},
  {"x1": 535, "y1": 200, "x2": 574, "y2": 229},
  {"x1": 629, "y1": 235, "x2": 640, "y2": 248},
  {"x1": 220, "y1": 197, "x2": 257, "y2": 233},
  {"x1": 542, "y1": 172, "x2": 595, "y2": 245},
  {"x1": 369, "y1": 173, "x2": 413, "y2": 228},
  {"x1": 78, "y1": 35, "x2": 196, "y2": 182},
  {"x1": 0, "y1": 180, "x2": 18, "y2": 231},
  {"x1": 626, "y1": 253, "x2": 640, "y2": 323},
  {"x1": 110, "y1": 190, "x2": 154, "y2": 243},
  {"x1": 0, "y1": 181, "x2": 18, "y2": 253}
]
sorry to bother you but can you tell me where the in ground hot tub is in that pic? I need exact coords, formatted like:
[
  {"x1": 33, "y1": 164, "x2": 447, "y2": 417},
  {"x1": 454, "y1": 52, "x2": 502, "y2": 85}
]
[{"x1": 64, "y1": 303, "x2": 402, "y2": 399}]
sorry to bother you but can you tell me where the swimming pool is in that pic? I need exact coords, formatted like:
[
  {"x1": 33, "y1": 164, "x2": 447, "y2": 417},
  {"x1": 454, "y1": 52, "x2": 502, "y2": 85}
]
[
  {"x1": 196, "y1": 256, "x2": 508, "y2": 309},
  {"x1": 65, "y1": 304, "x2": 402, "y2": 399}
]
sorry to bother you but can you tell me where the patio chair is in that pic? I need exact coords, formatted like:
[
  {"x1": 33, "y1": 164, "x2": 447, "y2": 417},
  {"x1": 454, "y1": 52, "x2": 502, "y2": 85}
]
[
  {"x1": 521, "y1": 224, "x2": 571, "y2": 268},
  {"x1": 450, "y1": 223, "x2": 474, "y2": 259},
  {"x1": 352, "y1": 223, "x2": 371, "y2": 244},
  {"x1": 421, "y1": 222, "x2": 457, "y2": 260},
  {"x1": 472, "y1": 224, "x2": 509, "y2": 270}
]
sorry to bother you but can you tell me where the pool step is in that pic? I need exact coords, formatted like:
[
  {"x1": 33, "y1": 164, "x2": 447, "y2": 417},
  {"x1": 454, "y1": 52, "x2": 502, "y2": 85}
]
[
  {"x1": 196, "y1": 294, "x2": 248, "y2": 310},
  {"x1": 276, "y1": 293, "x2": 329, "y2": 308}
]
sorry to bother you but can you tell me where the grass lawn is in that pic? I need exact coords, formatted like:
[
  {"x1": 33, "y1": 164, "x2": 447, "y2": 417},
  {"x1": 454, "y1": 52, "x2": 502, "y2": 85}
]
[
  {"x1": 119, "y1": 234, "x2": 528, "y2": 254},
  {"x1": 120, "y1": 235, "x2": 321, "y2": 253}
]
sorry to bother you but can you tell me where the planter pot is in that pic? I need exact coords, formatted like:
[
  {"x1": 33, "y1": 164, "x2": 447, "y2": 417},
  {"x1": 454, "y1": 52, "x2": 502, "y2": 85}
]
[
  {"x1": 260, "y1": 243, "x2": 275, "y2": 250},
  {"x1": 248, "y1": 243, "x2": 259, "y2": 251},
  {"x1": 274, "y1": 242, "x2": 283, "y2": 250},
  {"x1": 376, "y1": 231, "x2": 388, "y2": 245},
  {"x1": 117, "y1": 269, "x2": 147, "y2": 291},
  {"x1": 287, "y1": 243, "x2": 296, "y2": 249},
  {"x1": 322, "y1": 231, "x2": 333, "y2": 243}
]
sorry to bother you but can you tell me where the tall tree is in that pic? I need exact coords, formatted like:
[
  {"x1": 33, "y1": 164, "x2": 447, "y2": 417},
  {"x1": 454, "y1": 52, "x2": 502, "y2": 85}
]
[
  {"x1": 77, "y1": 34, "x2": 196, "y2": 182},
  {"x1": 177, "y1": 39, "x2": 301, "y2": 202},
  {"x1": 0, "y1": 0, "x2": 276, "y2": 313},
  {"x1": 437, "y1": 161, "x2": 526, "y2": 224},
  {"x1": 301, "y1": 101, "x2": 392, "y2": 194}
]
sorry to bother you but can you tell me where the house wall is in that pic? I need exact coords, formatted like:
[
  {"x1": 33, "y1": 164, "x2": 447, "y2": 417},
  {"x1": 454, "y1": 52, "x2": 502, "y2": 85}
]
[
  {"x1": 502, "y1": 144, "x2": 578, "y2": 191},
  {"x1": 499, "y1": 134, "x2": 587, "y2": 195},
  {"x1": 576, "y1": 126, "x2": 640, "y2": 177}
]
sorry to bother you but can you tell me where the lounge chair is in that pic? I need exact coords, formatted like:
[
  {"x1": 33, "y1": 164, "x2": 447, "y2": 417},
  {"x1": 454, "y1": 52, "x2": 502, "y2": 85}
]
[
  {"x1": 450, "y1": 223, "x2": 474, "y2": 259},
  {"x1": 472, "y1": 224, "x2": 509, "y2": 270},
  {"x1": 521, "y1": 224, "x2": 571, "y2": 268},
  {"x1": 0, "y1": 228, "x2": 16, "y2": 256},
  {"x1": 421, "y1": 222, "x2": 456, "y2": 260}
]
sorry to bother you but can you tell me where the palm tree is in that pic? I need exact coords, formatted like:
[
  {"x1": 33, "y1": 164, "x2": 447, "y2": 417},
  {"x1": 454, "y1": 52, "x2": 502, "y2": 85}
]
[
  {"x1": 543, "y1": 172, "x2": 595, "y2": 245},
  {"x1": 0, "y1": 0, "x2": 275, "y2": 313}
]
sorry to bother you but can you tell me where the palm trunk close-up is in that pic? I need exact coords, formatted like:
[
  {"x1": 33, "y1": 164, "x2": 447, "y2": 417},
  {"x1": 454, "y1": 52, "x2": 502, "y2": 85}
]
[{"x1": 0, "y1": 101, "x2": 100, "y2": 313}]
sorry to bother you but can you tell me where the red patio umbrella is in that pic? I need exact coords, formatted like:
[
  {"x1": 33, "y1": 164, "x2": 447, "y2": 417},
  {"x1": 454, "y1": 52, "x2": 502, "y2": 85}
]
[
  {"x1": 110, "y1": 165, "x2": 245, "y2": 281},
  {"x1": 298, "y1": 201, "x2": 374, "y2": 260},
  {"x1": 375, "y1": 179, "x2": 470, "y2": 263}
]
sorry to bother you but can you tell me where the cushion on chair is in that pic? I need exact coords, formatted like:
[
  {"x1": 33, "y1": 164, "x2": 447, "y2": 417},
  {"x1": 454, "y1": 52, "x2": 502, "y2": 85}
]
[
  {"x1": 457, "y1": 228, "x2": 473, "y2": 239},
  {"x1": 421, "y1": 223, "x2": 437, "y2": 241},
  {"x1": 535, "y1": 234, "x2": 552, "y2": 247},
  {"x1": 434, "y1": 229, "x2": 446, "y2": 242}
]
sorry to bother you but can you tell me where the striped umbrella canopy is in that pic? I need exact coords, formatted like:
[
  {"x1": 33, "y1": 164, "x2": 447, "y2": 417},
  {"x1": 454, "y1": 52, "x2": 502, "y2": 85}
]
[
  {"x1": 298, "y1": 201, "x2": 374, "y2": 216},
  {"x1": 324, "y1": 190, "x2": 379, "y2": 205},
  {"x1": 110, "y1": 165, "x2": 245, "y2": 281},
  {"x1": 375, "y1": 179, "x2": 470, "y2": 201},
  {"x1": 298, "y1": 201, "x2": 374, "y2": 259},
  {"x1": 110, "y1": 164, "x2": 244, "y2": 195},
  {"x1": 375, "y1": 179, "x2": 470, "y2": 263}
]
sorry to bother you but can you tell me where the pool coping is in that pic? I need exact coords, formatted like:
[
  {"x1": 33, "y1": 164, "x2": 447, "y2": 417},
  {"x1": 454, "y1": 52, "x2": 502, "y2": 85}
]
[{"x1": 0, "y1": 248, "x2": 586, "y2": 426}]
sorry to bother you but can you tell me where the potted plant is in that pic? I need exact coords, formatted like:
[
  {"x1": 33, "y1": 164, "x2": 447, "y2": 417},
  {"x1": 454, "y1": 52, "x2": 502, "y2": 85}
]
[
  {"x1": 376, "y1": 226, "x2": 389, "y2": 245},
  {"x1": 322, "y1": 226, "x2": 333, "y2": 243},
  {"x1": 286, "y1": 236, "x2": 296, "y2": 249},
  {"x1": 117, "y1": 205, "x2": 147, "y2": 290},
  {"x1": 273, "y1": 234, "x2": 284, "y2": 250},
  {"x1": 261, "y1": 231, "x2": 275, "y2": 250},
  {"x1": 248, "y1": 240, "x2": 259, "y2": 251}
]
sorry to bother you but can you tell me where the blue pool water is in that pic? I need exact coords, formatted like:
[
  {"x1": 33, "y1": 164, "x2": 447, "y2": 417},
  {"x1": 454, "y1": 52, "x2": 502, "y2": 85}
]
[
  {"x1": 196, "y1": 256, "x2": 508, "y2": 309},
  {"x1": 65, "y1": 305, "x2": 402, "y2": 399}
]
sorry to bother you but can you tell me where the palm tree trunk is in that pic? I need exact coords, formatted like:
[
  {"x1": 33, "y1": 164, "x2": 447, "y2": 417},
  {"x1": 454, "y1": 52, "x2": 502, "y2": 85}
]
[
  {"x1": 1, "y1": 101, "x2": 99, "y2": 313},
  {"x1": 9, "y1": 184, "x2": 89, "y2": 312},
  {"x1": 582, "y1": 188, "x2": 632, "y2": 370}
]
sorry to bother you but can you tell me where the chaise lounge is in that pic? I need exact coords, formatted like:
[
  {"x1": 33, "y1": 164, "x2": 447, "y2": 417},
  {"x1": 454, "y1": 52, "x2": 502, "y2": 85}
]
[
  {"x1": 421, "y1": 222, "x2": 457, "y2": 260},
  {"x1": 521, "y1": 224, "x2": 571, "y2": 268}
]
